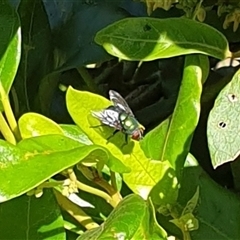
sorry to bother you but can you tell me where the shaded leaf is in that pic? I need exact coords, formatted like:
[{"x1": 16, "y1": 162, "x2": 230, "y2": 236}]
[
  {"x1": 78, "y1": 194, "x2": 167, "y2": 240},
  {"x1": 170, "y1": 187, "x2": 199, "y2": 235},
  {"x1": 0, "y1": 189, "x2": 65, "y2": 240},
  {"x1": 15, "y1": 0, "x2": 53, "y2": 114},
  {"x1": 38, "y1": 72, "x2": 62, "y2": 118},
  {"x1": 178, "y1": 159, "x2": 240, "y2": 239},
  {"x1": 47, "y1": 1, "x2": 129, "y2": 71},
  {"x1": 182, "y1": 187, "x2": 199, "y2": 216},
  {"x1": 95, "y1": 17, "x2": 231, "y2": 61}
]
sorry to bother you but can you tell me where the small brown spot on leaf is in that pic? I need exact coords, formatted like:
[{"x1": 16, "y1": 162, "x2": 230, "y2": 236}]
[
  {"x1": 218, "y1": 121, "x2": 227, "y2": 129},
  {"x1": 143, "y1": 24, "x2": 151, "y2": 31},
  {"x1": 228, "y1": 94, "x2": 238, "y2": 102}
]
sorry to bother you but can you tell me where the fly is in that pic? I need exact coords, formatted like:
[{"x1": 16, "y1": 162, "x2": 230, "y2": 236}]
[{"x1": 91, "y1": 90, "x2": 145, "y2": 144}]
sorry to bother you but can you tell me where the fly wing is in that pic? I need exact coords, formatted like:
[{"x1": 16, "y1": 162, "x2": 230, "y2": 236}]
[
  {"x1": 109, "y1": 90, "x2": 134, "y2": 116},
  {"x1": 91, "y1": 109, "x2": 122, "y2": 130}
]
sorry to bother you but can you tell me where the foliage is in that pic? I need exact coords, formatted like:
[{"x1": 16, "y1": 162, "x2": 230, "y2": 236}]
[{"x1": 1, "y1": 0, "x2": 240, "y2": 239}]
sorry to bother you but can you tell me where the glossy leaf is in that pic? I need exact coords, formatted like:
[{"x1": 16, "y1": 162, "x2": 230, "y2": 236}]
[
  {"x1": 18, "y1": 112, "x2": 63, "y2": 139},
  {"x1": 0, "y1": 190, "x2": 65, "y2": 239},
  {"x1": 142, "y1": 55, "x2": 208, "y2": 171},
  {"x1": 0, "y1": 135, "x2": 128, "y2": 202},
  {"x1": 18, "y1": 113, "x2": 93, "y2": 145},
  {"x1": 60, "y1": 124, "x2": 92, "y2": 145},
  {"x1": 66, "y1": 87, "x2": 178, "y2": 204},
  {"x1": 0, "y1": 1, "x2": 21, "y2": 98},
  {"x1": 78, "y1": 194, "x2": 167, "y2": 240},
  {"x1": 95, "y1": 17, "x2": 231, "y2": 61},
  {"x1": 207, "y1": 68, "x2": 240, "y2": 168}
]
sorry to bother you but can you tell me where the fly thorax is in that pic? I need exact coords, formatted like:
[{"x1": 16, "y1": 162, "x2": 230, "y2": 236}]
[
  {"x1": 119, "y1": 112, "x2": 128, "y2": 122},
  {"x1": 119, "y1": 113, "x2": 139, "y2": 134}
]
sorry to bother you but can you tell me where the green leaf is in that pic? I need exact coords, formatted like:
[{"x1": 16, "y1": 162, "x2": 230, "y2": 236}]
[
  {"x1": 177, "y1": 160, "x2": 240, "y2": 239},
  {"x1": 0, "y1": 189, "x2": 65, "y2": 240},
  {"x1": 140, "y1": 55, "x2": 207, "y2": 205},
  {"x1": 207, "y1": 68, "x2": 240, "y2": 169},
  {"x1": 18, "y1": 112, "x2": 63, "y2": 138},
  {"x1": 38, "y1": 1, "x2": 130, "y2": 115},
  {"x1": 142, "y1": 55, "x2": 208, "y2": 171},
  {"x1": 66, "y1": 87, "x2": 125, "y2": 161},
  {"x1": 38, "y1": 72, "x2": 61, "y2": 116},
  {"x1": 170, "y1": 213, "x2": 199, "y2": 233},
  {"x1": 48, "y1": 2, "x2": 128, "y2": 71},
  {"x1": 95, "y1": 17, "x2": 231, "y2": 61},
  {"x1": 170, "y1": 187, "x2": 199, "y2": 235},
  {"x1": 78, "y1": 194, "x2": 167, "y2": 240},
  {"x1": 0, "y1": 135, "x2": 129, "y2": 202},
  {"x1": 60, "y1": 124, "x2": 93, "y2": 145},
  {"x1": 15, "y1": 0, "x2": 53, "y2": 114},
  {"x1": 0, "y1": 1, "x2": 21, "y2": 97},
  {"x1": 66, "y1": 87, "x2": 178, "y2": 204},
  {"x1": 181, "y1": 187, "x2": 199, "y2": 216}
]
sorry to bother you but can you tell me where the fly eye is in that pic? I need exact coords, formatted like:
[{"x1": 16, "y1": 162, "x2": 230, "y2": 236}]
[
  {"x1": 131, "y1": 134, "x2": 139, "y2": 140},
  {"x1": 131, "y1": 130, "x2": 141, "y2": 140}
]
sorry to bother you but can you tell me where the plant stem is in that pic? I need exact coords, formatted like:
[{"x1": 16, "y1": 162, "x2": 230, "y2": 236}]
[
  {"x1": 3, "y1": 98, "x2": 21, "y2": 140},
  {"x1": 54, "y1": 189, "x2": 99, "y2": 230},
  {"x1": 182, "y1": 229, "x2": 191, "y2": 240},
  {"x1": 39, "y1": 180, "x2": 67, "y2": 189},
  {"x1": 10, "y1": 87, "x2": 19, "y2": 118},
  {"x1": 67, "y1": 168, "x2": 77, "y2": 181},
  {"x1": 93, "y1": 176, "x2": 122, "y2": 205},
  {"x1": 0, "y1": 112, "x2": 16, "y2": 145},
  {"x1": 130, "y1": 61, "x2": 143, "y2": 84},
  {"x1": 63, "y1": 222, "x2": 83, "y2": 234},
  {"x1": 232, "y1": 51, "x2": 240, "y2": 58},
  {"x1": 192, "y1": 0, "x2": 203, "y2": 20},
  {"x1": 76, "y1": 180, "x2": 118, "y2": 208},
  {"x1": 110, "y1": 170, "x2": 117, "y2": 191},
  {"x1": 77, "y1": 67, "x2": 100, "y2": 94},
  {"x1": 77, "y1": 165, "x2": 121, "y2": 206},
  {"x1": 0, "y1": 83, "x2": 21, "y2": 141}
]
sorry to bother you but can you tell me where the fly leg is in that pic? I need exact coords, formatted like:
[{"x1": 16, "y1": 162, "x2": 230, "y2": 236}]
[
  {"x1": 106, "y1": 129, "x2": 119, "y2": 144},
  {"x1": 90, "y1": 124, "x2": 106, "y2": 128},
  {"x1": 120, "y1": 134, "x2": 128, "y2": 148},
  {"x1": 124, "y1": 134, "x2": 128, "y2": 145}
]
